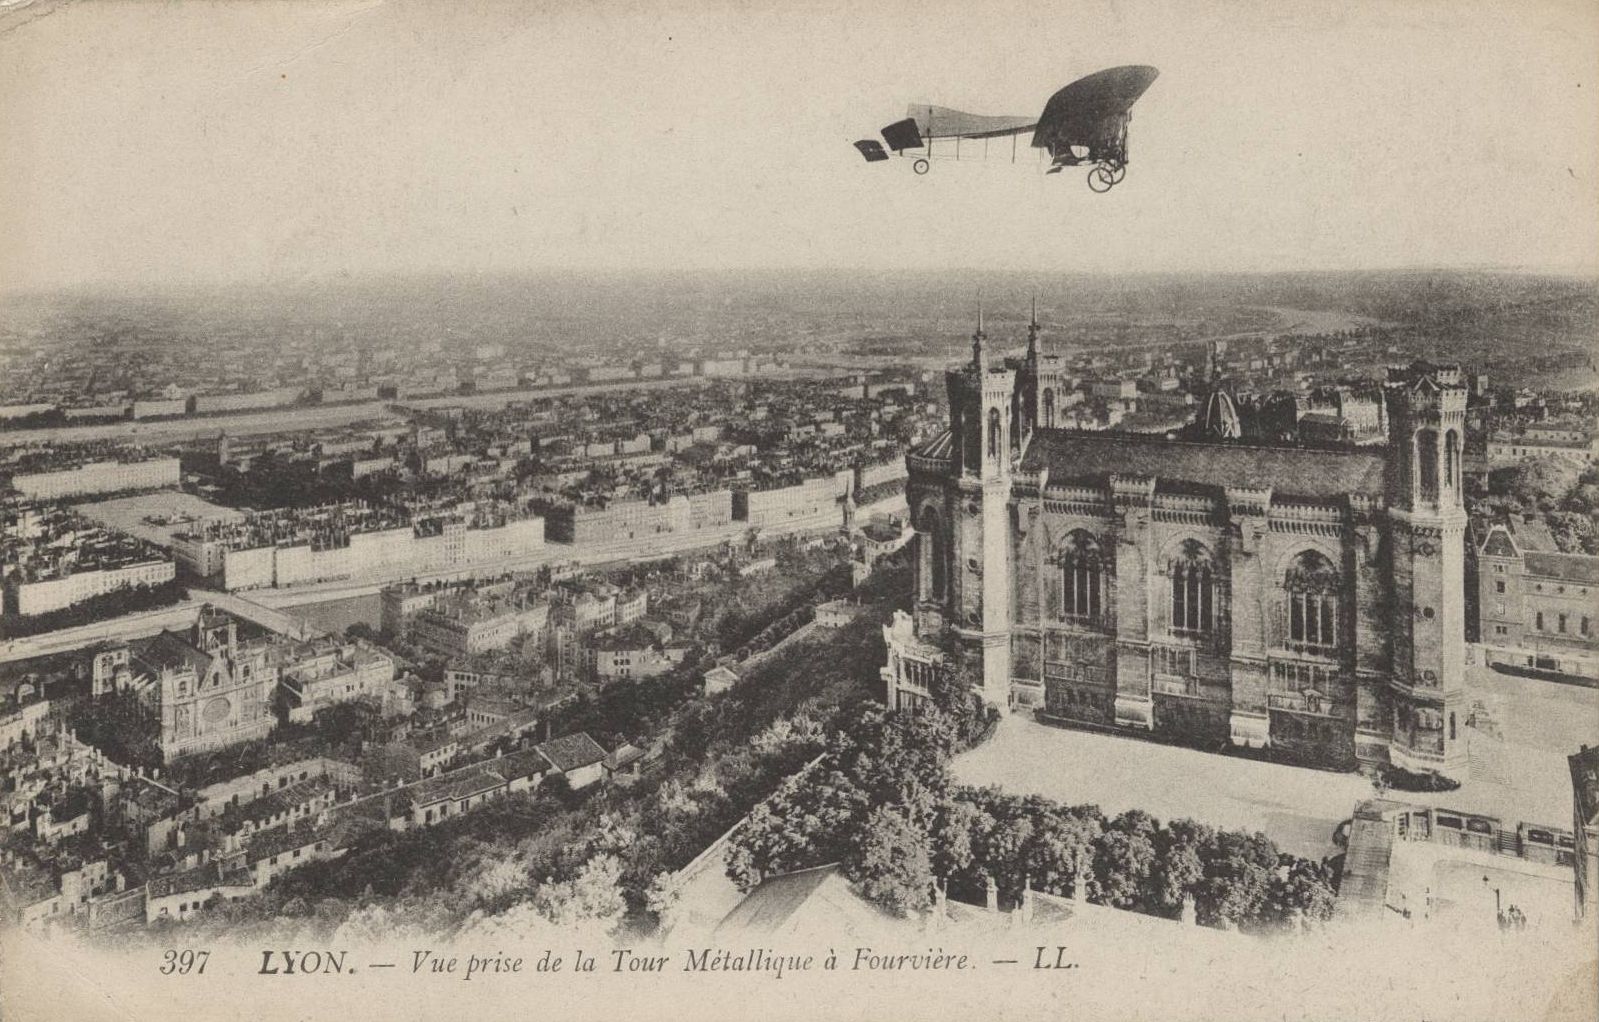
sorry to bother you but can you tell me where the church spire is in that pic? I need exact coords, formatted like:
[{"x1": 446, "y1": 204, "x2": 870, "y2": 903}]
[
  {"x1": 971, "y1": 294, "x2": 987, "y2": 369},
  {"x1": 1025, "y1": 294, "x2": 1041, "y2": 362}
]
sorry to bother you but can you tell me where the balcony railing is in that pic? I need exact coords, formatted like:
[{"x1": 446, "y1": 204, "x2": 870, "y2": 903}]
[
  {"x1": 1044, "y1": 661, "x2": 1107, "y2": 686},
  {"x1": 1267, "y1": 692, "x2": 1348, "y2": 718},
  {"x1": 1059, "y1": 612, "x2": 1114, "y2": 633},
  {"x1": 1153, "y1": 676, "x2": 1200, "y2": 697}
]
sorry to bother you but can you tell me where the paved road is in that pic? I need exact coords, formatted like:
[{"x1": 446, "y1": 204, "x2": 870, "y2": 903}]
[{"x1": 0, "y1": 602, "x2": 203, "y2": 664}]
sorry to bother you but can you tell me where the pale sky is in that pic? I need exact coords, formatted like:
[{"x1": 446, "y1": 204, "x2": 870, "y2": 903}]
[{"x1": 1, "y1": 0, "x2": 1596, "y2": 291}]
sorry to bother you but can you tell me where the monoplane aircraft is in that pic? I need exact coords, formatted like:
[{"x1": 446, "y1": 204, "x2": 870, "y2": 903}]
[{"x1": 852, "y1": 65, "x2": 1159, "y2": 191}]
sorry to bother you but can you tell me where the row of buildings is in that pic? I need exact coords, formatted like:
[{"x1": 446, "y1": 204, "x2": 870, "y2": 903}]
[
  {"x1": 2, "y1": 503, "x2": 176, "y2": 618},
  {"x1": 3, "y1": 455, "x2": 180, "y2": 501},
  {"x1": 171, "y1": 503, "x2": 545, "y2": 592}
]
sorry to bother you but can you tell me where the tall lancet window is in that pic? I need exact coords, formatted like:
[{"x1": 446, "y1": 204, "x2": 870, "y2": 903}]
[
  {"x1": 1444, "y1": 429, "x2": 1460, "y2": 490},
  {"x1": 1042, "y1": 389, "x2": 1056, "y2": 428},
  {"x1": 918, "y1": 506, "x2": 945, "y2": 602},
  {"x1": 1169, "y1": 540, "x2": 1217, "y2": 637},
  {"x1": 987, "y1": 407, "x2": 1002, "y2": 462},
  {"x1": 1061, "y1": 531, "x2": 1105, "y2": 622},
  {"x1": 1284, "y1": 550, "x2": 1340, "y2": 653},
  {"x1": 1416, "y1": 428, "x2": 1439, "y2": 503}
]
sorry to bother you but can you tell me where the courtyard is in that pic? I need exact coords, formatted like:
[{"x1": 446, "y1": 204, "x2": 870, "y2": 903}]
[
  {"x1": 953, "y1": 714, "x2": 1369, "y2": 859},
  {"x1": 952, "y1": 663, "x2": 1599, "y2": 861},
  {"x1": 76, "y1": 490, "x2": 244, "y2": 546}
]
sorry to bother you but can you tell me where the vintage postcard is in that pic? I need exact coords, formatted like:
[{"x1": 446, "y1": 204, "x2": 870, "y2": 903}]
[{"x1": 0, "y1": 1, "x2": 1596, "y2": 1020}]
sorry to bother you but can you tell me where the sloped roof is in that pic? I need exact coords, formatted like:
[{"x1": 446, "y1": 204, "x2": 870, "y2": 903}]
[
  {"x1": 1338, "y1": 801, "x2": 1399, "y2": 915},
  {"x1": 1022, "y1": 430, "x2": 1388, "y2": 500},
  {"x1": 147, "y1": 861, "x2": 253, "y2": 899},
  {"x1": 1510, "y1": 519, "x2": 1559, "y2": 553},
  {"x1": 713, "y1": 864, "x2": 891, "y2": 938},
  {"x1": 1479, "y1": 525, "x2": 1520, "y2": 559},
  {"x1": 135, "y1": 631, "x2": 212, "y2": 677},
  {"x1": 1523, "y1": 551, "x2": 1599, "y2": 586},
  {"x1": 604, "y1": 743, "x2": 646, "y2": 771},
  {"x1": 535, "y1": 732, "x2": 607, "y2": 773}
]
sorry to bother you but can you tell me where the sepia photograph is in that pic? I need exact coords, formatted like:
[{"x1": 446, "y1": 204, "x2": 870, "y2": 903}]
[{"x1": 0, "y1": 1, "x2": 1596, "y2": 1020}]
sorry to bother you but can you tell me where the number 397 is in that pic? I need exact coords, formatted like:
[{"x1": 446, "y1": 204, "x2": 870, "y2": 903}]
[{"x1": 160, "y1": 950, "x2": 209, "y2": 975}]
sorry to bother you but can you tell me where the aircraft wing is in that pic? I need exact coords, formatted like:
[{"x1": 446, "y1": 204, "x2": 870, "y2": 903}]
[
  {"x1": 1030, "y1": 65, "x2": 1159, "y2": 148},
  {"x1": 905, "y1": 104, "x2": 1037, "y2": 140}
]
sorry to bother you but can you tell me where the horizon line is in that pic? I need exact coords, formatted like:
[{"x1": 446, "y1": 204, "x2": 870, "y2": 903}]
[{"x1": 3, "y1": 262, "x2": 1598, "y2": 299}]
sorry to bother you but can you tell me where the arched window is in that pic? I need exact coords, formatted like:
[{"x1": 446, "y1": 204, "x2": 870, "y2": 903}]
[
  {"x1": 1042, "y1": 388, "x2": 1056, "y2": 428},
  {"x1": 987, "y1": 407, "x2": 1002, "y2": 462},
  {"x1": 918, "y1": 506, "x2": 945, "y2": 602},
  {"x1": 1416, "y1": 428, "x2": 1439, "y2": 503},
  {"x1": 1169, "y1": 540, "x2": 1216, "y2": 637},
  {"x1": 1060, "y1": 531, "x2": 1105, "y2": 622},
  {"x1": 1284, "y1": 550, "x2": 1339, "y2": 653},
  {"x1": 1444, "y1": 429, "x2": 1460, "y2": 490}
]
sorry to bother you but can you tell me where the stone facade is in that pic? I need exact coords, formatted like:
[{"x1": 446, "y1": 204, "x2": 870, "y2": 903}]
[
  {"x1": 1476, "y1": 523, "x2": 1599, "y2": 679},
  {"x1": 134, "y1": 611, "x2": 277, "y2": 762},
  {"x1": 886, "y1": 312, "x2": 1470, "y2": 780}
]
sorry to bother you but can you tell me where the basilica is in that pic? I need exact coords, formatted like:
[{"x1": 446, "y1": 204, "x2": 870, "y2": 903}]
[{"x1": 882, "y1": 309, "x2": 1470, "y2": 780}]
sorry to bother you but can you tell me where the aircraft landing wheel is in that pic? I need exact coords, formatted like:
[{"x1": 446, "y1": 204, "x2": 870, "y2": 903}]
[
  {"x1": 1088, "y1": 166, "x2": 1115, "y2": 193},
  {"x1": 1104, "y1": 161, "x2": 1126, "y2": 184},
  {"x1": 913, "y1": 158, "x2": 930, "y2": 175}
]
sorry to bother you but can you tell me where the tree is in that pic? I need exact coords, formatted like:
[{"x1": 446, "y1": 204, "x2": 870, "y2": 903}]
[
  {"x1": 1195, "y1": 829, "x2": 1280, "y2": 929},
  {"x1": 929, "y1": 796, "x2": 984, "y2": 884},
  {"x1": 847, "y1": 806, "x2": 934, "y2": 917},
  {"x1": 724, "y1": 768, "x2": 871, "y2": 890},
  {"x1": 1517, "y1": 457, "x2": 1581, "y2": 507},
  {"x1": 973, "y1": 810, "x2": 1034, "y2": 901},
  {"x1": 1546, "y1": 510, "x2": 1598, "y2": 555},
  {"x1": 1094, "y1": 810, "x2": 1160, "y2": 910},
  {"x1": 1151, "y1": 818, "x2": 1212, "y2": 916},
  {"x1": 530, "y1": 853, "x2": 627, "y2": 928},
  {"x1": 1265, "y1": 857, "x2": 1338, "y2": 928},
  {"x1": 538, "y1": 773, "x2": 574, "y2": 806},
  {"x1": 643, "y1": 868, "x2": 685, "y2": 932},
  {"x1": 1022, "y1": 807, "x2": 1102, "y2": 900}
]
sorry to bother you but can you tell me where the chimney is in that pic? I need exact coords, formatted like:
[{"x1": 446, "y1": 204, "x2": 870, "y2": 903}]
[
  {"x1": 984, "y1": 873, "x2": 998, "y2": 913},
  {"x1": 1180, "y1": 894, "x2": 1197, "y2": 926},
  {"x1": 1020, "y1": 877, "x2": 1035, "y2": 925}
]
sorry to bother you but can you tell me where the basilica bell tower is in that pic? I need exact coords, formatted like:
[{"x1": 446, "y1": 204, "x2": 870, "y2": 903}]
[
  {"x1": 944, "y1": 305, "x2": 1016, "y2": 708},
  {"x1": 1382, "y1": 363, "x2": 1469, "y2": 780}
]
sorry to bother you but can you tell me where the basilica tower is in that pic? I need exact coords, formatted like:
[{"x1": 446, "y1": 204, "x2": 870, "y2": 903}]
[
  {"x1": 1383, "y1": 362, "x2": 1469, "y2": 780},
  {"x1": 944, "y1": 306, "x2": 1016, "y2": 707}
]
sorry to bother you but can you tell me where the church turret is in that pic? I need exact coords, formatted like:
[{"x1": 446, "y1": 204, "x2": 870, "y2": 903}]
[{"x1": 1015, "y1": 296, "x2": 1069, "y2": 439}]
